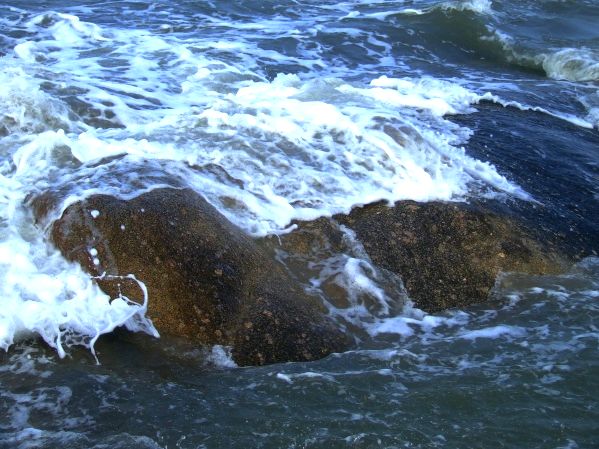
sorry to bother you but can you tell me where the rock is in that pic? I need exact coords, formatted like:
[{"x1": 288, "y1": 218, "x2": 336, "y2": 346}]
[
  {"x1": 273, "y1": 200, "x2": 568, "y2": 313},
  {"x1": 37, "y1": 188, "x2": 350, "y2": 366}
]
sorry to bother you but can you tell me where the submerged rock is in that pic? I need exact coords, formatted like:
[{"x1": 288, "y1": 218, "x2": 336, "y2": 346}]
[
  {"x1": 39, "y1": 188, "x2": 349, "y2": 366},
  {"x1": 274, "y1": 200, "x2": 568, "y2": 313}
]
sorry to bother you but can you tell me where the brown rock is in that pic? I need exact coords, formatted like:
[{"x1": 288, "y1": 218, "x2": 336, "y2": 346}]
[
  {"x1": 36, "y1": 188, "x2": 349, "y2": 366},
  {"x1": 273, "y1": 200, "x2": 568, "y2": 313}
]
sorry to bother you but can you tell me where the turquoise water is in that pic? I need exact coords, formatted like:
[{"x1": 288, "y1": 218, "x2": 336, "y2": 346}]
[{"x1": 0, "y1": 1, "x2": 598, "y2": 447}]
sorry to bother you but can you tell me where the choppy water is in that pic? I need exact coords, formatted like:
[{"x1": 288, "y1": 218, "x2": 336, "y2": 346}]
[{"x1": 0, "y1": 1, "x2": 598, "y2": 448}]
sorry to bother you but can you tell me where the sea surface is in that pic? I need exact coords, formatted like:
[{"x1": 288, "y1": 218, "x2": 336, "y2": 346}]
[{"x1": 0, "y1": 1, "x2": 598, "y2": 448}]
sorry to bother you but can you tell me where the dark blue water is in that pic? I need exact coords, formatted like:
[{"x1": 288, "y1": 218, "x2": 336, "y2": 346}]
[{"x1": 0, "y1": 1, "x2": 598, "y2": 448}]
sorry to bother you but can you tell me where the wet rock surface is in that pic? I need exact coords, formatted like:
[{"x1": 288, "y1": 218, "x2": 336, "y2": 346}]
[
  {"x1": 273, "y1": 200, "x2": 568, "y2": 313},
  {"x1": 35, "y1": 184, "x2": 571, "y2": 365},
  {"x1": 41, "y1": 188, "x2": 350, "y2": 366}
]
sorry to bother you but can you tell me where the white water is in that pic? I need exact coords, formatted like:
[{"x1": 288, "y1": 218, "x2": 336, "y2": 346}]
[
  {"x1": 0, "y1": 6, "x2": 590, "y2": 357},
  {"x1": 440, "y1": 0, "x2": 494, "y2": 14},
  {"x1": 485, "y1": 27, "x2": 599, "y2": 84},
  {"x1": 542, "y1": 48, "x2": 599, "y2": 83},
  {"x1": 357, "y1": 0, "x2": 495, "y2": 19}
]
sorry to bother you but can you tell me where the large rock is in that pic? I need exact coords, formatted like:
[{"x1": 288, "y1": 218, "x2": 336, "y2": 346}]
[
  {"x1": 37, "y1": 188, "x2": 350, "y2": 366},
  {"x1": 274, "y1": 200, "x2": 568, "y2": 313}
]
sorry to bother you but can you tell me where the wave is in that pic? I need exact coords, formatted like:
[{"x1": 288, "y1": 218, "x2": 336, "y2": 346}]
[
  {"x1": 481, "y1": 93, "x2": 596, "y2": 129},
  {"x1": 489, "y1": 31, "x2": 599, "y2": 82},
  {"x1": 439, "y1": 0, "x2": 494, "y2": 15},
  {"x1": 368, "y1": 3, "x2": 598, "y2": 84},
  {"x1": 361, "y1": 0, "x2": 495, "y2": 20},
  {"x1": 541, "y1": 47, "x2": 599, "y2": 82}
]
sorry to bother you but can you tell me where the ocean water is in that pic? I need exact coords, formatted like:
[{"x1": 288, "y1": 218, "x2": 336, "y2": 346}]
[{"x1": 0, "y1": 1, "x2": 598, "y2": 448}]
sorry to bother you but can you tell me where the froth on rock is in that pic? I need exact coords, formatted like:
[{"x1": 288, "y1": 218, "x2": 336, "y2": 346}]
[
  {"x1": 276, "y1": 201, "x2": 568, "y2": 313},
  {"x1": 42, "y1": 188, "x2": 350, "y2": 366}
]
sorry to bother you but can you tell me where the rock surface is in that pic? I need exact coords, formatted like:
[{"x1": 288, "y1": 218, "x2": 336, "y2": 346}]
[
  {"x1": 274, "y1": 200, "x2": 568, "y2": 313},
  {"x1": 34, "y1": 184, "x2": 570, "y2": 364},
  {"x1": 41, "y1": 188, "x2": 350, "y2": 366}
]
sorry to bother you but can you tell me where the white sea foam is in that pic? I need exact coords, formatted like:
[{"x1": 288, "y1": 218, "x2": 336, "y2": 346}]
[
  {"x1": 27, "y1": 12, "x2": 108, "y2": 45},
  {"x1": 440, "y1": 0, "x2": 494, "y2": 15},
  {"x1": 276, "y1": 372, "x2": 293, "y2": 384},
  {"x1": 0, "y1": 10, "x2": 531, "y2": 356},
  {"x1": 478, "y1": 90, "x2": 596, "y2": 129},
  {"x1": 367, "y1": 308, "x2": 472, "y2": 338},
  {"x1": 300, "y1": 223, "x2": 413, "y2": 328},
  {"x1": 295, "y1": 222, "x2": 478, "y2": 339},
  {"x1": 293, "y1": 371, "x2": 337, "y2": 382},
  {"x1": 459, "y1": 325, "x2": 526, "y2": 340},
  {"x1": 0, "y1": 72, "x2": 158, "y2": 356},
  {"x1": 360, "y1": 9, "x2": 425, "y2": 20},
  {"x1": 542, "y1": 48, "x2": 599, "y2": 83},
  {"x1": 0, "y1": 67, "x2": 71, "y2": 134},
  {"x1": 0, "y1": 233, "x2": 159, "y2": 357},
  {"x1": 0, "y1": 90, "x2": 158, "y2": 358},
  {"x1": 358, "y1": 0, "x2": 494, "y2": 19},
  {"x1": 206, "y1": 345, "x2": 238, "y2": 368},
  {"x1": 585, "y1": 106, "x2": 599, "y2": 129},
  {"x1": 9, "y1": 74, "x2": 527, "y2": 233}
]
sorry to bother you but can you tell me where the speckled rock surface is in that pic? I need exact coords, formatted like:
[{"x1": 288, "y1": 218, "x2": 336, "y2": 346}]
[
  {"x1": 275, "y1": 200, "x2": 568, "y2": 313},
  {"x1": 43, "y1": 188, "x2": 350, "y2": 366}
]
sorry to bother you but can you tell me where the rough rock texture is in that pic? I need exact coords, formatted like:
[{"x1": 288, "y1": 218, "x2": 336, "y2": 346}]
[
  {"x1": 40, "y1": 188, "x2": 350, "y2": 366},
  {"x1": 33, "y1": 183, "x2": 569, "y2": 364},
  {"x1": 275, "y1": 200, "x2": 568, "y2": 313}
]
